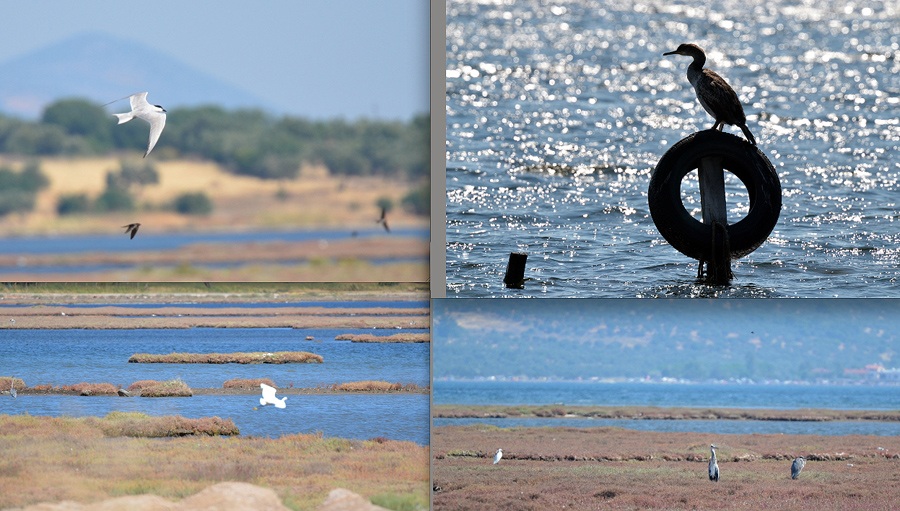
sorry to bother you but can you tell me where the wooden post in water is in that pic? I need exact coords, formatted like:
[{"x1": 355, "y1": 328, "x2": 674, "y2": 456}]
[
  {"x1": 698, "y1": 156, "x2": 733, "y2": 284},
  {"x1": 503, "y1": 252, "x2": 528, "y2": 289}
]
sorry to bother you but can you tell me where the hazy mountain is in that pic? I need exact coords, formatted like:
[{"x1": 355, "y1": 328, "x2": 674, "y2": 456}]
[
  {"x1": 0, "y1": 32, "x2": 275, "y2": 119},
  {"x1": 433, "y1": 300, "x2": 898, "y2": 381}
]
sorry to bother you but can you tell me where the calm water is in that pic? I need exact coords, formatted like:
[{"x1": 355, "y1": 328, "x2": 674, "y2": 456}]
[
  {"x1": 0, "y1": 227, "x2": 428, "y2": 275},
  {"x1": 0, "y1": 328, "x2": 429, "y2": 444},
  {"x1": 5, "y1": 394, "x2": 428, "y2": 444},
  {"x1": 446, "y1": 0, "x2": 900, "y2": 297},
  {"x1": 434, "y1": 381, "x2": 900, "y2": 436},
  {"x1": 0, "y1": 227, "x2": 428, "y2": 256}
]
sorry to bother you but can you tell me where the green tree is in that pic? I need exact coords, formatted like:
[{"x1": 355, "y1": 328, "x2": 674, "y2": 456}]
[
  {"x1": 41, "y1": 98, "x2": 113, "y2": 151},
  {"x1": 173, "y1": 192, "x2": 213, "y2": 215},
  {"x1": 56, "y1": 194, "x2": 91, "y2": 215},
  {"x1": 0, "y1": 162, "x2": 50, "y2": 215},
  {"x1": 117, "y1": 160, "x2": 159, "y2": 188},
  {"x1": 401, "y1": 183, "x2": 429, "y2": 216},
  {"x1": 94, "y1": 172, "x2": 134, "y2": 212}
]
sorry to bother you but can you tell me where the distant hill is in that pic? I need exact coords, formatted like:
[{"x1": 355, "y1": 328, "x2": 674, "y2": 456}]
[
  {"x1": 0, "y1": 32, "x2": 274, "y2": 119},
  {"x1": 433, "y1": 300, "x2": 899, "y2": 382}
]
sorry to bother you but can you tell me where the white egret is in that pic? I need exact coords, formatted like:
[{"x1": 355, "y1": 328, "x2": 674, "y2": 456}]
[{"x1": 259, "y1": 383, "x2": 286, "y2": 408}]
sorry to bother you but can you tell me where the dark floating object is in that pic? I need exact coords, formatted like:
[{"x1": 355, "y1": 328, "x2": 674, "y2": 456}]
[
  {"x1": 648, "y1": 130, "x2": 781, "y2": 282},
  {"x1": 503, "y1": 252, "x2": 528, "y2": 289}
]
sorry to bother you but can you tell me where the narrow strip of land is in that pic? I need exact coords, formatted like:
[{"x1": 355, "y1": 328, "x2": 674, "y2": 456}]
[{"x1": 434, "y1": 404, "x2": 900, "y2": 422}]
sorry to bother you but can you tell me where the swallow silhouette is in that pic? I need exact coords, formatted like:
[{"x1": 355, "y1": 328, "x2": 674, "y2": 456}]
[
  {"x1": 377, "y1": 207, "x2": 390, "y2": 232},
  {"x1": 122, "y1": 223, "x2": 141, "y2": 239}
]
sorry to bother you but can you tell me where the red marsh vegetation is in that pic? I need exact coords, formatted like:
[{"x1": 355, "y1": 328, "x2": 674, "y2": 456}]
[
  {"x1": 222, "y1": 377, "x2": 277, "y2": 390},
  {"x1": 90, "y1": 412, "x2": 239, "y2": 437},
  {"x1": 433, "y1": 404, "x2": 900, "y2": 422},
  {"x1": 127, "y1": 379, "x2": 193, "y2": 397},
  {"x1": 330, "y1": 381, "x2": 425, "y2": 392},
  {"x1": 57, "y1": 382, "x2": 119, "y2": 396},
  {"x1": 334, "y1": 332, "x2": 431, "y2": 343},
  {"x1": 128, "y1": 351, "x2": 324, "y2": 364},
  {"x1": 432, "y1": 425, "x2": 900, "y2": 511}
]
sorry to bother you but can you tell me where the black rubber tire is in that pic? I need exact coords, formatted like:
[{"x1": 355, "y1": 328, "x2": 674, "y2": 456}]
[{"x1": 648, "y1": 130, "x2": 781, "y2": 261}]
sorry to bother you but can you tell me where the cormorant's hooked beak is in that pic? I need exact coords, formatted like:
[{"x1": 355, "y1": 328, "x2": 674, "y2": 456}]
[{"x1": 663, "y1": 49, "x2": 680, "y2": 56}]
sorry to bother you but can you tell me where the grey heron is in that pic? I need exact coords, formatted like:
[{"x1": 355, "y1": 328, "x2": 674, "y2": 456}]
[
  {"x1": 791, "y1": 456, "x2": 806, "y2": 479},
  {"x1": 493, "y1": 448, "x2": 503, "y2": 464},
  {"x1": 9, "y1": 378, "x2": 16, "y2": 398},
  {"x1": 708, "y1": 444, "x2": 719, "y2": 482}
]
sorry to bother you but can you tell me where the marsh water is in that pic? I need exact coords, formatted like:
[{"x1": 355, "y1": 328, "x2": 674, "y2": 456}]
[
  {"x1": 445, "y1": 0, "x2": 900, "y2": 297},
  {"x1": 0, "y1": 326, "x2": 430, "y2": 444},
  {"x1": 434, "y1": 380, "x2": 900, "y2": 436}
]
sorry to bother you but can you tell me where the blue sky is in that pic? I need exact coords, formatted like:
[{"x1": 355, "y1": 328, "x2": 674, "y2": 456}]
[{"x1": 0, "y1": 1, "x2": 429, "y2": 120}]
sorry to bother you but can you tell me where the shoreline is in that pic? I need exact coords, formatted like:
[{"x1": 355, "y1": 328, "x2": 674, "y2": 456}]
[
  {"x1": 14, "y1": 386, "x2": 430, "y2": 396},
  {"x1": 0, "y1": 283, "x2": 431, "y2": 331},
  {"x1": 433, "y1": 404, "x2": 900, "y2": 422}
]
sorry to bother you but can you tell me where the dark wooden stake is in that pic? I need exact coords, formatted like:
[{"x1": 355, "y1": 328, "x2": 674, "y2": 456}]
[
  {"x1": 698, "y1": 156, "x2": 732, "y2": 284},
  {"x1": 503, "y1": 252, "x2": 527, "y2": 289}
]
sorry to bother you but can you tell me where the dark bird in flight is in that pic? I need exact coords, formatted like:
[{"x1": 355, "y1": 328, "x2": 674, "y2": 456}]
[
  {"x1": 122, "y1": 223, "x2": 141, "y2": 239},
  {"x1": 377, "y1": 207, "x2": 390, "y2": 232},
  {"x1": 664, "y1": 43, "x2": 757, "y2": 145}
]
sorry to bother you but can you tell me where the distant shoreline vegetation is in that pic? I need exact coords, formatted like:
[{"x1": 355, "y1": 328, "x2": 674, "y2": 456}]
[
  {"x1": 0, "y1": 99, "x2": 429, "y2": 181},
  {"x1": 434, "y1": 377, "x2": 900, "y2": 387},
  {"x1": 128, "y1": 351, "x2": 324, "y2": 364}
]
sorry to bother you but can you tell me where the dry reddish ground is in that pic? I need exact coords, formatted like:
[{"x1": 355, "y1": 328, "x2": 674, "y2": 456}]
[
  {"x1": 0, "y1": 304, "x2": 429, "y2": 330},
  {"x1": 432, "y1": 425, "x2": 900, "y2": 511}
]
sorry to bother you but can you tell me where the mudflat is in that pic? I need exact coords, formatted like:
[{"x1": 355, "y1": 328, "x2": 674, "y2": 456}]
[{"x1": 432, "y1": 424, "x2": 900, "y2": 510}]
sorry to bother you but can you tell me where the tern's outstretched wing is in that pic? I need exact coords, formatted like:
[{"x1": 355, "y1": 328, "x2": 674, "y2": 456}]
[
  {"x1": 130, "y1": 92, "x2": 150, "y2": 111},
  {"x1": 143, "y1": 113, "x2": 166, "y2": 157}
]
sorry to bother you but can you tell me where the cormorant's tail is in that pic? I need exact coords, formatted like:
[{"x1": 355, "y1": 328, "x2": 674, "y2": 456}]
[{"x1": 739, "y1": 124, "x2": 757, "y2": 145}]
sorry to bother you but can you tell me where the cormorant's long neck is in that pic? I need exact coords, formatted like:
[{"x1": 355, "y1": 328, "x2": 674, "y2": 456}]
[{"x1": 689, "y1": 52, "x2": 706, "y2": 72}]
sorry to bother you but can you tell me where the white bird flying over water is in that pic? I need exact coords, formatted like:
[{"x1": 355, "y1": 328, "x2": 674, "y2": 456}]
[
  {"x1": 110, "y1": 92, "x2": 167, "y2": 157},
  {"x1": 493, "y1": 448, "x2": 503, "y2": 464},
  {"x1": 259, "y1": 383, "x2": 286, "y2": 408}
]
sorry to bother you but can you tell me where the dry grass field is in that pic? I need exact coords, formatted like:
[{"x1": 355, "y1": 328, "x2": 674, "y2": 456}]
[
  {"x1": 0, "y1": 158, "x2": 428, "y2": 281},
  {"x1": 5, "y1": 157, "x2": 426, "y2": 235},
  {"x1": 0, "y1": 415, "x2": 428, "y2": 511},
  {"x1": 432, "y1": 425, "x2": 900, "y2": 511}
]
